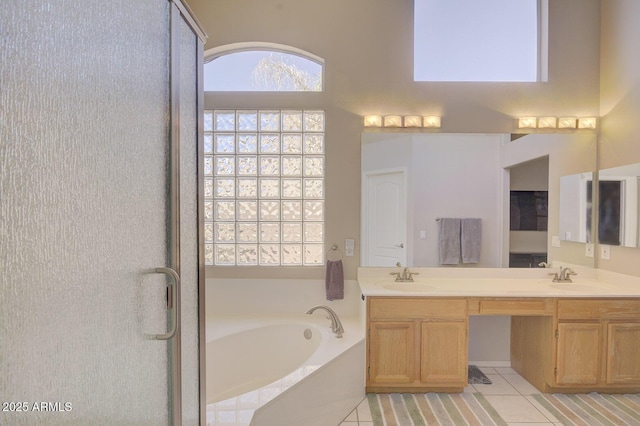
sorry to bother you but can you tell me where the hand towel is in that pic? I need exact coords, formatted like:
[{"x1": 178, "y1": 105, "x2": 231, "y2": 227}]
[
  {"x1": 438, "y1": 218, "x2": 461, "y2": 265},
  {"x1": 461, "y1": 218, "x2": 482, "y2": 263},
  {"x1": 325, "y1": 259, "x2": 344, "y2": 301}
]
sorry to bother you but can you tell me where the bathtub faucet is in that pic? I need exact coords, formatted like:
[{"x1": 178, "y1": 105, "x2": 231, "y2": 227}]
[{"x1": 305, "y1": 305, "x2": 344, "y2": 338}]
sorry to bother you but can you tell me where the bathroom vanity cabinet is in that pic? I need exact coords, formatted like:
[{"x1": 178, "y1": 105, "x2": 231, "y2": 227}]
[
  {"x1": 367, "y1": 298, "x2": 468, "y2": 392},
  {"x1": 366, "y1": 296, "x2": 640, "y2": 394},
  {"x1": 534, "y1": 299, "x2": 640, "y2": 390}
]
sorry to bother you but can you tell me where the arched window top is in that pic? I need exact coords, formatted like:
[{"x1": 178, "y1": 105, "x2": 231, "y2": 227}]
[{"x1": 204, "y1": 42, "x2": 324, "y2": 92}]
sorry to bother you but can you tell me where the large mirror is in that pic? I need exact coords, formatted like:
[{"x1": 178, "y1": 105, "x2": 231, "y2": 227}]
[
  {"x1": 559, "y1": 172, "x2": 593, "y2": 244},
  {"x1": 361, "y1": 132, "x2": 597, "y2": 268},
  {"x1": 597, "y1": 163, "x2": 640, "y2": 248}
]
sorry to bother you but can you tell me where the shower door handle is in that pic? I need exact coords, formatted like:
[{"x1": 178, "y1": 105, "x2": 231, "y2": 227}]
[{"x1": 146, "y1": 267, "x2": 180, "y2": 340}]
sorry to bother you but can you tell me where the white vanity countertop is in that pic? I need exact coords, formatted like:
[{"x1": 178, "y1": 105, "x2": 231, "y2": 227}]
[{"x1": 357, "y1": 267, "x2": 640, "y2": 298}]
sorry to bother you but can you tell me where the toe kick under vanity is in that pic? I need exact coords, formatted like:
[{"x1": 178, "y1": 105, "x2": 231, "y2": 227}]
[{"x1": 358, "y1": 267, "x2": 640, "y2": 394}]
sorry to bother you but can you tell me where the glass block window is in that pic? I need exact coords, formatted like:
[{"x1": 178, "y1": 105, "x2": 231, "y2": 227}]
[{"x1": 204, "y1": 110, "x2": 325, "y2": 266}]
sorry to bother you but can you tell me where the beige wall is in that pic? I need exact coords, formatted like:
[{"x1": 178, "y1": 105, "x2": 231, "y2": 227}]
[
  {"x1": 189, "y1": 0, "x2": 601, "y2": 279},
  {"x1": 599, "y1": 0, "x2": 640, "y2": 276}
]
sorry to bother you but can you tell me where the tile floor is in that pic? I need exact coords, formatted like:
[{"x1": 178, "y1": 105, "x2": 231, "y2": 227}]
[{"x1": 339, "y1": 366, "x2": 564, "y2": 425}]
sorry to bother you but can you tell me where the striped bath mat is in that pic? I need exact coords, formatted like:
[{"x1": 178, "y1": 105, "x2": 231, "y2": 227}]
[
  {"x1": 532, "y1": 393, "x2": 640, "y2": 425},
  {"x1": 367, "y1": 393, "x2": 507, "y2": 426}
]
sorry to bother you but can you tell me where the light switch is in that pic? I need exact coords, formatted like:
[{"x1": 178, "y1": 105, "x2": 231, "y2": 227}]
[
  {"x1": 600, "y1": 244, "x2": 611, "y2": 260},
  {"x1": 420, "y1": 230, "x2": 426, "y2": 239},
  {"x1": 345, "y1": 239, "x2": 355, "y2": 257},
  {"x1": 551, "y1": 236, "x2": 561, "y2": 247}
]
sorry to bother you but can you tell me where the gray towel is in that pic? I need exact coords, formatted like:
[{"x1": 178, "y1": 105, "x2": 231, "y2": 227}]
[
  {"x1": 325, "y1": 260, "x2": 344, "y2": 301},
  {"x1": 461, "y1": 218, "x2": 482, "y2": 263},
  {"x1": 438, "y1": 218, "x2": 461, "y2": 265}
]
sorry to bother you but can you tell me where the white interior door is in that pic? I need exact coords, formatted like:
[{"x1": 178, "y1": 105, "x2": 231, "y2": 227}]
[{"x1": 363, "y1": 170, "x2": 407, "y2": 266}]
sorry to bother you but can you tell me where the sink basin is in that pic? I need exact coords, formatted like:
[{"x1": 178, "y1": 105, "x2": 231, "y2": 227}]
[
  {"x1": 383, "y1": 283, "x2": 436, "y2": 292},
  {"x1": 549, "y1": 282, "x2": 608, "y2": 292}
]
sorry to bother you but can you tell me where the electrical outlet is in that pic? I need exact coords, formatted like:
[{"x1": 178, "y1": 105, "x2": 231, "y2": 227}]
[
  {"x1": 600, "y1": 244, "x2": 611, "y2": 260},
  {"x1": 551, "y1": 236, "x2": 561, "y2": 247},
  {"x1": 585, "y1": 243, "x2": 594, "y2": 258}
]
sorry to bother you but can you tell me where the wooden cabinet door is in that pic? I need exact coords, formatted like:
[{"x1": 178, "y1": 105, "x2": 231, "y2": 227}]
[
  {"x1": 369, "y1": 321, "x2": 416, "y2": 385},
  {"x1": 420, "y1": 321, "x2": 467, "y2": 385},
  {"x1": 606, "y1": 323, "x2": 640, "y2": 385},
  {"x1": 556, "y1": 322, "x2": 601, "y2": 385}
]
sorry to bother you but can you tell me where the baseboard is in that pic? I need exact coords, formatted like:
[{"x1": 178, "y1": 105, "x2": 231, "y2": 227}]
[{"x1": 468, "y1": 360, "x2": 511, "y2": 368}]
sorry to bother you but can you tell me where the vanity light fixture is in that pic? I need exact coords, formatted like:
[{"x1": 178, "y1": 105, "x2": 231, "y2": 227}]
[
  {"x1": 518, "y1": 117, "x2": 537, "y2": 129},
  {"x1": 383, "y1": 115, "x2": 403, "y2": 127},
  {"x1": 578, "y1": 117, "x2": 597, "y2": 129},
  {"x1": 558, "y1": 117, "x2": 577, "y2": 129},
  {"x1": 517, "y1": 116, "x2": 597, "y2": 130},
  {"x1": 538, "y1": 116, "x2": 557, "y2": 129},
  {"x1": 363, "y1": 115, "x2": 382, "y2": 127},
  {"x1": 363, "y1": 114, "x2": 442, "y2": 129},
  {"x1": 423, "y1": 116, "x2": 441, "y2": 128},
  {"x1": 403, "y1": 115, "x2": 423, "y2": 127}
]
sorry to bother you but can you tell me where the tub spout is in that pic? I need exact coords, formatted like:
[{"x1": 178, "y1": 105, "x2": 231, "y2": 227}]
[{"x1": 305, "y1": 305, "x2": 344, "y2": 338}]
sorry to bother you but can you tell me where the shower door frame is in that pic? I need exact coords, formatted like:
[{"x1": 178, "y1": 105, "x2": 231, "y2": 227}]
[{"x1": 168, "y1": 1, "x2": 207, "y2": 425}]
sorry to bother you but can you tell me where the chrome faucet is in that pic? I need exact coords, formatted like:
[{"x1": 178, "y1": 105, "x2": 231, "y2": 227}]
[
  {"x1": 390, "y1": 262, "x2": 419, "y2": 282},
  {"x1": 305, "y1": 305, "x2": 344, "y2": 338},
  {"x1": 549, "y1": 266, "x2": 577, "y2": 283}
]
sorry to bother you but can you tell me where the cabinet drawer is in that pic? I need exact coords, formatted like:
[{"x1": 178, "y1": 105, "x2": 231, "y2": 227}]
[
  {"x1": 558, "y1": 299, "x2": 640, "y2": 320},
  {"x1": 479, "y1": 299, "x2": 551, "y2": 315},
  {"x1": 369, "y1": 297, "x2": 466, "y2": 320}
]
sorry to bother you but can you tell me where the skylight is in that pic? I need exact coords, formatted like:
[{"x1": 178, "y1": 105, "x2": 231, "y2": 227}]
[{"x1": 414, "y1": 0, "x2": 544, "y2": 82}]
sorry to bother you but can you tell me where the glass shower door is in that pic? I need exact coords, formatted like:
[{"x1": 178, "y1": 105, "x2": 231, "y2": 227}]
[{"x1": 0, "y1": 1, "x2": 195, "y2": 424}]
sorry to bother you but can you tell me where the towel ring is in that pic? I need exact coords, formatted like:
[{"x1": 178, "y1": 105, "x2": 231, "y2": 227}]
[{"x1": 326, "y1": 244, "x2": 343, "y2": 261}]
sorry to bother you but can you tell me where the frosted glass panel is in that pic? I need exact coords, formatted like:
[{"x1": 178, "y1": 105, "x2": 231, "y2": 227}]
[
  {"x1": 237, "y1": 110, "x2": 258, "y2": 131},
  {"x1": 215, "y1": 111, "x2": 235, "y2": 131},
  {"x1": 260, "y1": 134, "x2": 281, "y2": 153},
  {"x1": 260, "y1": 111, "x2": 280, "y2": 131},
  {"x1": 178, "y1": 16, "x2": 200, "y2": 424},
  {"x1": 282, "y1": 134, "x2": 302, "y2": 153},
  {"x1": 0, "y1": 0, "x2": 172, "y2": 424},
  {"x1": 282, "y1": 156, "x2": 303, "y2": 176},
  {"x1": 282, "y1": 111, "x2": 303, "y2": 132},
  {"x1": 237, "y1": 156, "x2": 258, "y2": 175}
]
